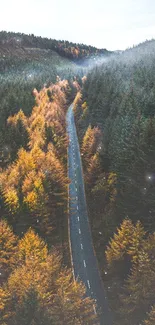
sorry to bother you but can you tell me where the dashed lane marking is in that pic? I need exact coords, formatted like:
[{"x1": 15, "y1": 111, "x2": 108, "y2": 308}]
[
  {"x1": 81, "y1": 243, "x2": 83, "y2": 249},
  {"x1": 79, "y1": 228, "x2": 81, "y2": 234},
  {"x1": 83, "y1": 260, "x2": 86, "y2": 267},
  {"x1": 77, "y1": 206, "x2": 79, "y2": 210},
  {"x1": 87, "y1": 280, "x2": 91, "y2": 289},
  {"x1": 77, "y1": 216, "x2": 80, "y2": 221}
]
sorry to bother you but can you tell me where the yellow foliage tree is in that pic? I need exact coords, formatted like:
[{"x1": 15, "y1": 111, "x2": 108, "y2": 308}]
[
  {"x1": 16, "y1": 228, "x2": 48, "y2": 266},
  {"x1": 144, "y1": 305, "x2": 155, "y2": 325},
  {"x1": 106, "y1": 218, "x2": 134, "y2": 273},
  {"x1": 0, "y1": 230, "x2": 98, "y2": 325},
  {"x1": 0, "y1": 220, "x2": 18, "y2": 282}
]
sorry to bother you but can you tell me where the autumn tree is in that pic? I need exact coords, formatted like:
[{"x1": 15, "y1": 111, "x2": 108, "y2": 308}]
[
  {"x1": 16, "y1": 228, "x2": 48, "y2": 266},
  {"x1": 106, "y1": 219, "x2": 146, "y2": 277},
  {"x1": 10, "y1": 287, "x2": 52, "y2": 325},
  {"x1": 0, "y1": 220, "x2": 18, "y2": 283},
  {"x1": 0, "y1": 82, "x2": 70, "y2": 244},
  {"x1": 144, "y1": 305, "x2": 155, "y2": 325},
  {"x1": 73, "y1": 92, "x2": 82, "y2": 119},
  {"x1": 0, "y1": 230, "x2": 98, "y2": 325},
  {"x1": 81, "y1": 125, "x2": 101, "y2": 185}
]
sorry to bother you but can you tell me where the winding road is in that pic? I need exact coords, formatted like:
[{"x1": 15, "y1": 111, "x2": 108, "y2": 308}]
[{"x1": 66, "y1": 104, "x2": 112, "y2": 325}]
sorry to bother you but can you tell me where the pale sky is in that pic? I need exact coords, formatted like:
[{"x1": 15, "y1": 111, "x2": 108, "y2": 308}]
[{"x1": 0, "y1": 0, "x2": 155, "y2": 50}]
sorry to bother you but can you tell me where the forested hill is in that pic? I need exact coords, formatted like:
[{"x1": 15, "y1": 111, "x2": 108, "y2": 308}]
[
  {"x1": 0, "y1": 30, "x2": 80, "y2": 165},
  {"x1": 0, "y1": 31, "x2": 112, "y2": 63},
  {"x1": 0, "y1": 32, "x2": 110, "y2": 325},
  {"x1": 74, "y1": 38, "x2": 155, "y2": 325}
]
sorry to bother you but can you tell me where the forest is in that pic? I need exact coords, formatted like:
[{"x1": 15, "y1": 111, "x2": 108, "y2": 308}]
[
  {"x1": 1, "y1": 29, "x2": 155, "y2": 325},
  {"x1": 73, "y1": 39, "x2": 155, "y2": 325},
  {"x1": 0, "y1": 31, "x2": 112, "y2": 63},
  {"x1": 0, "y1": 79, "x2": 99, "y2": 324},
  {"x1": 0, "y1": 31, "x2": 102, "y2": 323}
]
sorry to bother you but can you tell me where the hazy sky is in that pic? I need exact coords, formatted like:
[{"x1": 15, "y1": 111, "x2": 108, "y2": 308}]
[{"x1": 1, "y1": 0, "x2": 155, "y2": 50}]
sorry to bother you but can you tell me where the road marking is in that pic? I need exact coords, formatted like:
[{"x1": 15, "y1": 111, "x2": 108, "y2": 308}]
[
  {"x1": 93, "y1": 305, "x2": 97, "y2": 314},
  {"x1": 81, "y1": 243, "x2": 83, "y2": 249},
  {"x1": 77, "y1": 206, "x2": 79, "y2": 210},
  {"x1": 77, "y1": 216, "x2": 80, "y2": 221},
  {"x1": 87, "y1": 280, "x2": 91, "y2": 289},
  {"x1": 76, "y1": 188, "x2": 77, "y2": 192},
  {"x1": 79, "y1": 228, "x2": 81, "y2": 234},
  {"x1": 76, "y1": 196, "x2": 78, "y2": 200},
  {"x1": 83, "y1": 260, "x2": 86, "y2": 267},
  {"x1": 75, "y1": 180, "x2": 77, "y2": 184}
]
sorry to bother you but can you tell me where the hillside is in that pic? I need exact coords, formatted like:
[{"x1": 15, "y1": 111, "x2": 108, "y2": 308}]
[
  {"x1": 2, "y1": 30, "x2": 155, "y2": 325},
  {"x1": 74, "y1": 38, "x2": 155, "y2": 325},
  {"x1": 0, "y1": 32, "x2": 77, "y2": 73},
  {"x1": 0, "y1": 32, "x2": 78, "y2": 166},
  {"x1": 0, "y1": 30, "x2": 113, "y2": 63},
  {"x1": 0, "y1": 31, "x2": 113, "y2": 167}
]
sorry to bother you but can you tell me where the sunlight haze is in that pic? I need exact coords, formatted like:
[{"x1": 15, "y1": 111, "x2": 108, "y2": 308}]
[{"x1": 0, "y1": 0, "x2": 155, "y2": 50}]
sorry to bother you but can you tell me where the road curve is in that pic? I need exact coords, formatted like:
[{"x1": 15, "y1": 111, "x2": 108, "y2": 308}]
[{"x1": 66, "y1": 104, "x2": 112, "y2": 325}]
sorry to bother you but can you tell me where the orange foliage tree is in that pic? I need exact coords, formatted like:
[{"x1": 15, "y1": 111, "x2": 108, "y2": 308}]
[
  {"x1": 0, "y1": 220, "x2": 18, "y2": 283},
  {"x1": 0, "y1": 80, "x2": 70, "y2": 244},
  {"x1": 81, "y1": 126, "x2": 102, "y2": 184},
  {"x1": 0, "y1": 227, "x2": 98, "y2": 325}
]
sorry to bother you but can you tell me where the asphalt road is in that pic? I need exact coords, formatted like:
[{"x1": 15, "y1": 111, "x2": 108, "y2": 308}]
[{"x1": 66, "y1": 104, "x2": 112, "y2": 325}]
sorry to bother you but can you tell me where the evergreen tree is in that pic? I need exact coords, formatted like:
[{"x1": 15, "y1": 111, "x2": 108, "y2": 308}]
[
  {"x1": 120, "y1": 250, "x2": 155, "y2": 325},
  {"x1": 144, "y1": 305, "x2": 155, "y2": 325}
]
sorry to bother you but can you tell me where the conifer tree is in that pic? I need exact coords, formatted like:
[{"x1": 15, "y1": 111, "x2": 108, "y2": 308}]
[
  {"x1": 105, "y1": 218, "x2": 134, "y2": 276},
  {"x1": 120, "y1": 250, "x2": 155, "y2": 325},
  {"x1": 144, "y1": 305, "x2": 155, "y2": 325},
  {"x1": 0, "y1": 220, "x2": 18, "y2": 282},
  {"x1": 0, "y1": 232, "x2": 98, "y2": 325}
]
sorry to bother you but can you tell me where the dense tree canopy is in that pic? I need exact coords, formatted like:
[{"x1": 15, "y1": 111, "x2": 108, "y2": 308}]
[
  {"x1": 74, "y1": 39, "x2": 155, "y2": 325},
  {"x1": 0, "y1": 82, "x2": 72, "y2": 249},
  {"x1": 0, "y1": 223, "x2": 98, "y2": 325}
]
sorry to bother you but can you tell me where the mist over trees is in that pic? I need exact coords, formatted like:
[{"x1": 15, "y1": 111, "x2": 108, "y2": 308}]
[
  {"x1": 1, "y1": 30, "x2": 155, "y2": 324},
  {"x1": 74, "y1": 39, "x2": 155, "y2": 325},
  {"x1": 0, "y1": 31, "x2": 112, "y2": 63},
  {"x1": 0, "y1": 31, "x2": 104, "y2": 324}
]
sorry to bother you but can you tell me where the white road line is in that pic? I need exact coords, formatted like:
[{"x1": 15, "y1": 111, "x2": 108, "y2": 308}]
[
  {"x1": 83, "y1": 260, "x2": 86, "y2": 267},
  {"x1": 76, "y1": 188, "x2": 78, "y2": 192},
  {"x1": 81, "y1": 243, "x2": 83, "y2": 249},
  {"x1": 76, "y1": 196, "x2": 78, "y2": 200},
  {"x1": 77, "y1": 206, "x2": 79, "y2": 210},
  {"x1": 77, "y1": 216, "x2": 80, "y2": 221},
  {"x1": 79, "y1": 228, "x2": 81, "y2": 234},
  {"x1": 75, "y1": 180, "x2": 77, "y2": 184},
  {"x1": 93, "y1": 305, "x2": 97, "y2": 314},
  {"x1": 87, "y1": 280, "x2": 91, "y2": 289}
]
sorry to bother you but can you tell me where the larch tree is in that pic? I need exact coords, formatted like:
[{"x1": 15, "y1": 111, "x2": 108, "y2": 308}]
[
  {"x1": 0, "y1": 220, "x2": 18, "y2": 283},
  {"x1": 144, "y1": 305, "x2": 155, "y2": 325},
  {"x1": 0, "y1": 231, "x2": 98, "y2": 325},
  {"x1": 105, "y1": 218, "x2": 135, "y2": 277}
]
